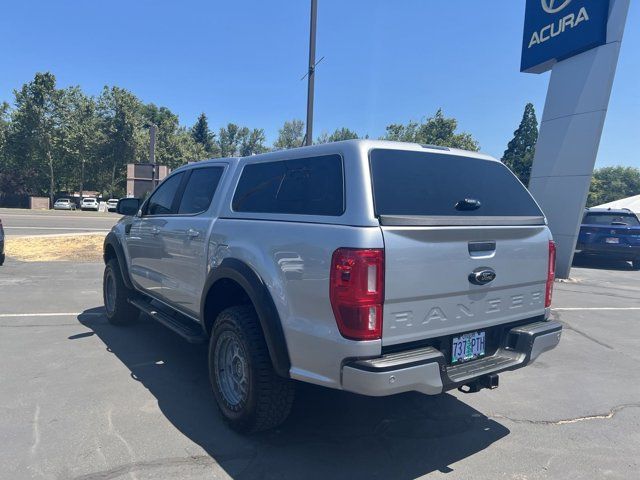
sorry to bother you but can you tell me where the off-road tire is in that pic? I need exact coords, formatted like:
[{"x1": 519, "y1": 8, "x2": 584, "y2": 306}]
[
  {"x1": 209, "y1": 305, "x2": 295, "y2": 433},
  {"x1": 103, "y1": 259, "x2": 139, "y2": 325}
]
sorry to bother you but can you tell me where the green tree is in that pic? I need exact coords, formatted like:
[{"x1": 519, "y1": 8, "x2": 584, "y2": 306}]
[
  {"x1": 8, "y1": 72, "x2": 64, "y2": 205},
  {"x1": 501, "y1": 103, "x2": 538, "y2": 186},
  {"x1": 316, "y1": 127, "x2": 359, "y2": 144},
  {"x1": 0, "y1": 102, "x2": 10, "y2": 166},
  {"x1": 217, "y1": 123, "x2": 243, "y2": 157},
  {"x1": 96, "y1": 86, "x2": 144, "y2": 197},
  {"x1": 273, "y1": 119, "x2": 304, "y2": 150},
  {"x1": 57, "y1": 86, "x2": 100, "y2": 198},
  {"x1": 142, "y1": 103, "x2": 203, "y2": 169},
  {"x1": 190, "y1": 113, "x2": 217, "y2": 156},
  {"x1": 0, "y1": 101, "x2": 30, "y2": 206},
  {"x1": 1, "y1": 74, "x2": 232, "y2": 203},
  {"x1": 383, "y1": 109, "x2": 479, "y2": 151},
  {"x1": 587, "y1": 166, "x2": 640, "y2": 207},
  {"x1": 216, "y1": 124, "x2": 268, "y2": 157},
  {"x1": 239, "y1": 128, "x2": 268, "y2": 156}
]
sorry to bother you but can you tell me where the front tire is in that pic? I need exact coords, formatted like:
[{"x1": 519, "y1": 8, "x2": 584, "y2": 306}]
[
  {"x1": 103, "y1": 259, "x2": 138, "y2": 325},
  {"x1": 209, "y1": 306, "x2": 294, "y2": 433},
  {"x1": 632, "y1": 259, "x2": 640, "y2": 271}
]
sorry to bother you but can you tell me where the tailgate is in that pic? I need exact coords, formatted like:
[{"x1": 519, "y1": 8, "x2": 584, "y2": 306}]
[
  {"x1": 368, "y1": 147, "x2": 550, "y2": 346},
  {"x1": 381, "y1": 225, "x2": 548, "y2": 345}
]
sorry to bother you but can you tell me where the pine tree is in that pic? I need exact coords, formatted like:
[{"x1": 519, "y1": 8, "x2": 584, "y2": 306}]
[
  {"x1": 502, "y1": 103, "x2": 538, "y2": 186},
  {"x1": 191, "y1": 113, "x2": 215, "y2": 155}
]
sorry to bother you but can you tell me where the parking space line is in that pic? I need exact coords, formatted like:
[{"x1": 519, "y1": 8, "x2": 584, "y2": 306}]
[
  {"x1": 0, "y1": 312, "x2": 103, "y2": 318},
  {"x1": 553, "y1": 307, "x2": 640, "y2": 311},
  {"x1": 4, "y1": 226, "x2": 110, "y2": 231},
  {"x1": 0, "y1": 214, "x2": 114, "y2": 219}
]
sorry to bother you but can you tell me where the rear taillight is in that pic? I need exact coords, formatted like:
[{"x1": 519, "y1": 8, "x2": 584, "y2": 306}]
[
  {"x1": 330, "y1": 248, "x2": 384, "y2": 341},
  {"x1": 545, "y1": 241, "x2": 556, "y2": 308}
]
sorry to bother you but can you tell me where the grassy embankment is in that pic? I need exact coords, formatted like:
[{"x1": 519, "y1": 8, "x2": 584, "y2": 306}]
[{"x1": 5, "y1": 235, "x2": 104, "y2": 262}]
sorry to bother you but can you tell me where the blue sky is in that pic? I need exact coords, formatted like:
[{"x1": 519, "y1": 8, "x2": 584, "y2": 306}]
[{"x1": 0, "y1": 0, "x2": 637, "y2": 166}]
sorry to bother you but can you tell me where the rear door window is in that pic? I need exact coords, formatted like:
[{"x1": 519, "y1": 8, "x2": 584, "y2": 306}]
[
  {"x1": 178, "y1": 167, "x2": 224, "y2": 214},
  {"x1": 369, "y1": 149, "x2": 543, "y2": 223},
  {"x1": 232, "y1": 154, "x2": 344, "y2": 216}
]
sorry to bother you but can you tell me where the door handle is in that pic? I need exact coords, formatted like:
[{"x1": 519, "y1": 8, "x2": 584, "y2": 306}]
[
  {"x1": 186, "y1": 228, "x2": 200, "y2": 238},
  {"x1": 151, "y1": 226, "x2": 161, "y2": 235}
]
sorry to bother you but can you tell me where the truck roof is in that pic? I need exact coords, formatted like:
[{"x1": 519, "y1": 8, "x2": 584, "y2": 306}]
[{"x1": 179, "y1": 139, "x2": 497, "y2": 171}]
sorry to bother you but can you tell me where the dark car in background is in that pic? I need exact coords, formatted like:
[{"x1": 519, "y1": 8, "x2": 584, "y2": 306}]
[
  {"x1": 0, "y1": 218, "x2": 5, "y2": 266},
  {"x1": 576, "y1": 208, "x2": 640, "y2": 269}
]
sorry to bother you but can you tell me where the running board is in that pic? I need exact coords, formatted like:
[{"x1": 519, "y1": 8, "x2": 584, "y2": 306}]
[{"x1": 128, "y1": 298, "x2": 207, "y2": 344}]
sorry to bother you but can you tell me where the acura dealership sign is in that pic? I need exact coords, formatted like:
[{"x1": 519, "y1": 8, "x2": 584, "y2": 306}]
[
  {"x1": 521, "y1": 0, "x2": 610, "y2": 73},
  {"x1": 524, "y1": 0, "x2": 629, "y2": 279}
]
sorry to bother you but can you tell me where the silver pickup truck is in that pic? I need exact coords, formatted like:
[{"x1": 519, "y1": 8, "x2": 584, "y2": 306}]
[{"x1": 103, "y1": 140, "x2": 561, "y2": 432}]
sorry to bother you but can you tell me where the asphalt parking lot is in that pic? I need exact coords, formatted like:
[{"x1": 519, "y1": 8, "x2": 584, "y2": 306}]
[
  {"x1": 1, "y1": 256, "x2": 639, "y2": 479},
  {"x1": 0, "y1": 208, "x2": 119, "y2": 236}
]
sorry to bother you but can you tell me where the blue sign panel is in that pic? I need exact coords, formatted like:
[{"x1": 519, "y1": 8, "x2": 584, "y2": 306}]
[{"x1": 521, "y1": 0, "x2": 610, "y2": 73}]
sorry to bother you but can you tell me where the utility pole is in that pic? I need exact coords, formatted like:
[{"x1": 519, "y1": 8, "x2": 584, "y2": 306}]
[
  {"x1": 149, "y1": 123, "x2": 157, "y2": 165},
  {"x1": 149, "y1": 123, "x2": 157, "y2": 187},
  {"x1": 305, "y1": 0, "x2": 318, "y2": 146},
  {"x1": 79, "y1": 158, "x2": 85, "y2": 203}
]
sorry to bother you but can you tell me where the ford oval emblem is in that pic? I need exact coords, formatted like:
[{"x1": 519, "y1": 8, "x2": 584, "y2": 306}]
[{"x1": 469, "y1": 267, "x2": 496, "y2": 286}]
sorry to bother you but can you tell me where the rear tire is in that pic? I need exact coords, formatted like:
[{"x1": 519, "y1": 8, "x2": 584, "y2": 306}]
[
  {"x1": 632, "y1": 259, "x2": 640, "y2": 271},
  {"x1": 103, "y1": 259, "x2": 139, "y2": 325},
  {"x1": 209, "y1": 305, "x2": 294, "y2": 433}
]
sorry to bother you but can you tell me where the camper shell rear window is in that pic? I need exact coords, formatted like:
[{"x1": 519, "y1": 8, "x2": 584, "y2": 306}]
[{"x1": 369, "y1": 149, "x2": 544, "y2": 226}]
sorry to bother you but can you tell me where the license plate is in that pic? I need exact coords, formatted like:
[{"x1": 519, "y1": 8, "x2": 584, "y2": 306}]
[
  {"x1": 605, "y1": 237, "x2": 619, "y2": 244},
  {"x1": 452, "y1": 331, "x2": 485, "y2": 364}
]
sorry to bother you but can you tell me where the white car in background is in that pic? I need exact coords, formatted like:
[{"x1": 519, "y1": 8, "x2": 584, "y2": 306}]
[
  {"x1": 81, "y1": 198, "x2": 99, "y2": 211},
  {"x1": 53, "y1": 198, "x2": 76, "y2": 211},
  {"x1": 106, "y1": 199, "x2": 119, "y2": 212}
]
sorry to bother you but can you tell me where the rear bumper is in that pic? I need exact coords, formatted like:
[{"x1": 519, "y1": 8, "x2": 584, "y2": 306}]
[
  {"x1": 342, "y1": 320, "x2": 561, "y2": 396},
  {"x1": 576, "y1": 243, "x2": 640, "y2": 260}
]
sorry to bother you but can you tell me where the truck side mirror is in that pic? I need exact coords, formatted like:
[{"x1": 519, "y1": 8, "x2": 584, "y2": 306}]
[{"x1": 117, "y1": 198, "x2": 141, "y2": 216}]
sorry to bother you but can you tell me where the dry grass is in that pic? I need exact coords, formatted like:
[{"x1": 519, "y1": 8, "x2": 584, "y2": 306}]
[{"x1": 6, "y1": 234, "x2": 104, "y2": 262}]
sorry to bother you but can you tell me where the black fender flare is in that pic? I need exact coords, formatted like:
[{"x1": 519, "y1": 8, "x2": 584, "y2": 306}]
[
  {"x1": 103, "y1": 232, "x2": 135, "y2": 290},
  {"x1": 201, "y1": 258, "x2": 291, "y2": 378}
]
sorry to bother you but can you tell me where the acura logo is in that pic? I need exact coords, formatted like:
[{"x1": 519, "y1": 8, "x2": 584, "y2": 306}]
[{"x1": 541, "y1": 0, "x2": 572, "y2": 14}]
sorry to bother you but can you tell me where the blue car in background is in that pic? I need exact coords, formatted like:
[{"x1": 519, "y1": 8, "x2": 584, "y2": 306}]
[{"x1": 576, "y1": 208, "x2": 640, "y2": 270}]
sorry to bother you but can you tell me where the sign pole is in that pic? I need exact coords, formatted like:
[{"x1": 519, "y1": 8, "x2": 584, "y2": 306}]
[{"x1": 523, "y1": 0, "x2": 630, "y2": 278}]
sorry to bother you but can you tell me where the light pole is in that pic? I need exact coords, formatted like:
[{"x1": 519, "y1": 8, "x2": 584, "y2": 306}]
[
  {"x1": 147, "y1": 123, "x2": 158, "y2": 188},
  {"x1": 305, "y1": 0, "x2": 318, "y2": 146}
]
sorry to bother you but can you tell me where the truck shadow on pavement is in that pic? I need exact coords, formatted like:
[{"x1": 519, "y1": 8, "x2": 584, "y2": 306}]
[{"x1": 77, "y1": 307, "x2": 509, "y2": 480}]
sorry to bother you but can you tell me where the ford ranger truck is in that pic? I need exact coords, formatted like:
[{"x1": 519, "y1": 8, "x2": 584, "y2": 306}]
[{"x1": 103, "y1": 140, "x2": 562, "y2": 432}]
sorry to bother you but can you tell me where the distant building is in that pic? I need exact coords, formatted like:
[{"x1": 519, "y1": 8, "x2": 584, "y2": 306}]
[{"x1": 126, "y1": 164, "x2": 170, "y2": 198}]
